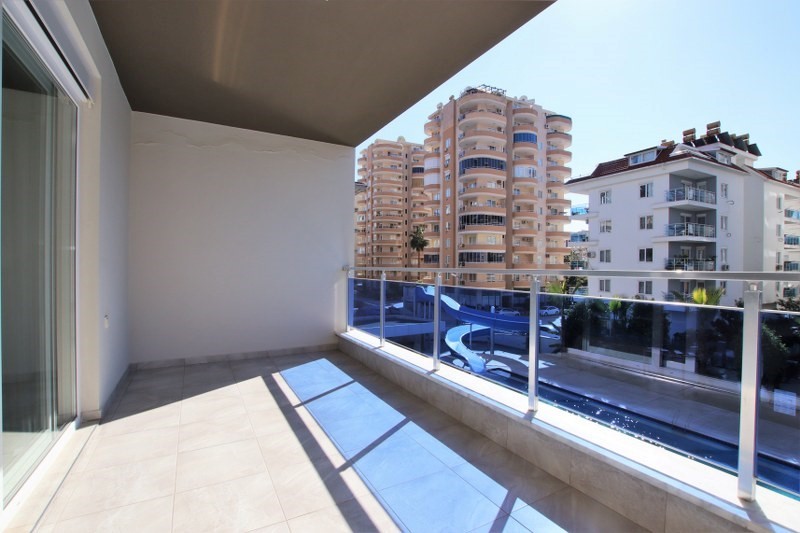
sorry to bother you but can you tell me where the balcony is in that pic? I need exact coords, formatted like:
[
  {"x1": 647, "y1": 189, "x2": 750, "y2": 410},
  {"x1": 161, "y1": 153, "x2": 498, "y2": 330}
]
[
  {"x1": 786, "y1": 209, "x2": 800, "y2": 222},
  {"x1": 665, "y1": 258, "x2": 717, "y2": 271},
  {"x1": 656, "y1": 186, "x2": 717, "y2": 209},
  {"x1": 785, "y1": 261, "x2": 800, "y2": 271},
  {"x1": 784, "y1": 287, "x2": 798, "y2": 298},
  {"x1": 656, "y1": 222, "x2": 716, "y2": 241},
  {"x1": 785, "y1": 234, "x2": 800, "y2": 246}
]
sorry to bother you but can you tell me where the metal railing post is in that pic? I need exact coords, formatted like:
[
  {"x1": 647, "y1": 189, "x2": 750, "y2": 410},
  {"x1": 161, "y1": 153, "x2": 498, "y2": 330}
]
[
  {"x1": 379, "y1": 271, "x2": 386, "y2": 347},
  {"x1": 346, "y1": 267, "x2": 354, "y2": 332},
  {"x1": 432, "y1": 272, "x2": 442, "y2": 371},
  {"x1": 528, "y1": 276, "x2": 540, "y2": 412},
  {"x1": 737, "y1": 282, "x2": 762, "y2": 501}
]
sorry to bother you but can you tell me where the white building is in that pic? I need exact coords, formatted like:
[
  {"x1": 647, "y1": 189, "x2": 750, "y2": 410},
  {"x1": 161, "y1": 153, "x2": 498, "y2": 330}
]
[{"x1": 568, "y1": 122, "x2": 800, "y2": 306}]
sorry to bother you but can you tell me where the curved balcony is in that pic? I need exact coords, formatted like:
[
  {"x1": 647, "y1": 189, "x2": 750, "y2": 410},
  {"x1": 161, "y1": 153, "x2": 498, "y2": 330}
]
[
  {"x1": 512, "y1": 193, "x2": 537, "y2": 203},
  {"x1": 511, "y1": 175, "x2": 537, "y2": 185},
  {"x1": 423, "y1": 183, "x2": 440, "y2": 192},
  {"x1": 546, "y1": 212, "x2": 570, "y2": 223},
  {"x1": 512, "y1": 227, "x2": 537, "y2": 236},
  {"x1": 546, "y1": 148, "x2": 572, "y2": 160},
  {"x1": 372, "y1": 166, "x2": 403, "y2": 177},
  {"x1": 373, "y1": 154, "x2": 403, "y2": 165},
  {"x1": 423, "y1": 198, "x2": 440, "y2": 207},
  {"x1": 512, "y1": 245, "x2": 537, "y2": 253},
  {"x1": 545, "y1": 263, "x2": 568, "y2": 270},
  {"x1": 547, "y1": 131, "x2": 572, "y2": 147},
  {"x1": 513, "y1": 210, "x2": 537, "y2": 220},
  {"x1": 546, "y1": 164, "x2": 571, "y2": 175},
  {"x1": 372, "y1": 226, "x2": 401, "y2": 233},
  {"x1": 459, "y1": 224, "x2": 506, "y2": 234},
  {"x1": 546, "y1": 197, "x2": 570, "y2": 207},
  {"x1": 357, "y1": 167, "x2": 368, "y2": 176},
  {"x1": 459, "y1": 278, "x2": 507, "y2": 289},
  {"x1": 461, "y1": 167, "x2": 506, "y2": 179},
  {"x1": 458, "y1": 91, "x2": 505, "y2": 109},
  {"x1": 357, "y1": 156, "x2": 367, "y2": 165},
  {"x1": 373, "y1": 177, "x2": 403, "y2": 188},
  {"x1": 546, "y1": 230, "x2": 571, "y2": 238},
  {"x1": 513, "y1": 143, "x2": 538, "y2": 156},
  {"x1": 371, "y1": 251, "x2": 403, "y2": 259},
  {"x1": 460, "y1": 186, "x2": 506, "y2": 199},
  {"x1": 424, "y1": 135, "x2": 441, "y2": 147},
  {"x1": 513, "y1": 157, "x2": 537, "y2": 167},
  {"x1": 424, "y1": 119, "x2": 441, "y2": 134},
  {"x1": 459, "y1": 129, "x2": 506, "y2": 144},
  {"x1": 545, "y1": 178, "x2": 566, "y2": 189},
  {"x1": 546, "y1": 114, "x2": 572, "y2": 132},
  {"x1": 373, "y1": 189, "x2": 403, "y2": 199},
  {"x1": 458, "y1": 110, "x2": 506, "y2": 128},
  {"x1": 411, "y1": 205, "x2": 428, "y2": 214},
  {"x1": 373, "y1": 214, "x2": 403, "y2": 223},
  {"x1": 512, "y1": 124, "x2": 536, "y2": 135},
  {"x1": 513, "y1": 106, "x2": 538, "y2": 120},
  {"x1": 460, "y1": 148, "x2": 507, "y2": 159},
  {"x1": 459, "y1": 243, "x2": 505, "y2": 252},
  {"x1": 459, "y1": 205, "x2": 506, "y2": 216}
]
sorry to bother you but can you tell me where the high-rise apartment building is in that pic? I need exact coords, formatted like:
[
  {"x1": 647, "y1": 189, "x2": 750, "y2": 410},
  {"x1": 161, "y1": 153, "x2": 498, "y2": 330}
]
[
  {"x1": 568, "y1": 122, "x2": 800, "y2": 306},
  {"x1": 356, "y1": 86, "x2": 573, "y2": 288},
  {"x1": 355, "y1": 138, "x2": 426, "y2": 279}
]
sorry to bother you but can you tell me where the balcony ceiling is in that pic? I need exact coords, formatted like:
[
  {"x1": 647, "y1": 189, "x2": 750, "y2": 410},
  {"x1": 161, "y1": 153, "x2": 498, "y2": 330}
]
[{"x1": 88, "y1": 0, "x2": 554, "y2": 147}]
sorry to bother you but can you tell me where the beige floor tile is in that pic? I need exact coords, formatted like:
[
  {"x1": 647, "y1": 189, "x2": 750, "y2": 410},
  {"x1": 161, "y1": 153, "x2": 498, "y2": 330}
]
[
  {"x1": 59, "y1": 455, "x2": 177, "y2": 521},
  {"x1": 179, "y1": 394, "x2": 247, "y2": 424},
  {"x1": 248, "y1": 521, "x2": 290, "y2": 533},
  {"x1": 178, "y1": 414, "x2": 255, "y2": 452},
  {"x1": 172, "y1": 473, "x2": 284, "y2": 533},
  {"x1": 268, "y1": 457, "x2": 371, "y2": 520},
  {"x1": 51, "y1": 495, "x2": 173, "y2": 533},
  {"x1": 98, "y1": 403, "x2": 182, "y2": 438},
  {"x1": 286, "y1": 494, "x2": 400, "y2": 533},
  {"x1": 80, "y1": 426, "x2": 179, "y2": 471},
  {"x1": 246, "y1": 406, "x2": 299, "y2": 437},
  {"x1": 240, "y1": 390, "x2": 291, "y2": 413},
  {"x1": 176, "y1": 438, "x2": 267, "y2": 492}
]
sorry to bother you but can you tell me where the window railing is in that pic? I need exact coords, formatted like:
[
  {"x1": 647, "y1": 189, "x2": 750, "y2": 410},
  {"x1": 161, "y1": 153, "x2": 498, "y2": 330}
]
[
  {"x1": 784, "y1": 234, "x2": 800, "y2": 246},
  {"x1": 571, "y1": 205, "x2": 590, "y2": 216},
  {"x1": 665, "y1": 186, "x2": 717, "y2": 204},
  {"x1": 784, "y1": 261, "x2": 800, "y2": 271},
  {"x1": 346, "y1": 266, "x2": 800, "y2": 499},
  {"x1": 785, "y1": 209, "x2": 800, "y2": 221},
  {"x1": 665, "y1": 258, "x2": 716, "y2": 271},
  {"x1": 665, "y1": 222, "x2": 716, "y2": 238}
]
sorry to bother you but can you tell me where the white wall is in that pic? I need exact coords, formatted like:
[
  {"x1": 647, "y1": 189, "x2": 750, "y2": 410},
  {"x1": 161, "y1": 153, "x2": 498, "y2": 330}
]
[
  {"x1": 129, "y1": 113, "x2": 354, "y2": 363},
  {"x1": 57, "y1": 0, "x2": 132, "y2": 418}
]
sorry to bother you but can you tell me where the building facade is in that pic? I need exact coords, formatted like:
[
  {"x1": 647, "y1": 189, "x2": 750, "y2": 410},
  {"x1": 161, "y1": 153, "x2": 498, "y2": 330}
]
[
  {"x1": 356, "y1": 86, "x2": 572, "y2": 289},
  {"x1": 568, "y1": 122, "x2": 800, "y2": 306},
  {"x1": 355, "y1": 138, "x2": 425, "y2": 279}
]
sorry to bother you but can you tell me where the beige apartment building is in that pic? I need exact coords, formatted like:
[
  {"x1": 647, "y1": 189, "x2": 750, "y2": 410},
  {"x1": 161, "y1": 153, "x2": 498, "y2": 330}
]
[{"x1": 356, "y1": 85, "x2": 573, "y2": 289}]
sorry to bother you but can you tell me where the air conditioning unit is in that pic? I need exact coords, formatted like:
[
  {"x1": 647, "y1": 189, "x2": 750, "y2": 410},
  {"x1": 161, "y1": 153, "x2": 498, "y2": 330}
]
[
  {"x1": 721, "y1": 264, "x2": 730, "y2": 271},
  {"x1": 776, "y1": 264, "x2": 783, "y2": 271},
  {"x1": 587, "y1": 251, "x2": 597, "y2": 258}
]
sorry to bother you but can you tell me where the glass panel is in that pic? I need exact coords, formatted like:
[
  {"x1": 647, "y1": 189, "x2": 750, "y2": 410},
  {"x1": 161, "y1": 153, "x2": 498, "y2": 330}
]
[
  {"x1": 384, "y1": 280, "x2": 435, "y2": 358},
  {"x1": 758, "y1": 309, "x2": 800, "y2": 495},
  {"x1": 1, "y1": 14, "x2": 77, "y2": 502}
]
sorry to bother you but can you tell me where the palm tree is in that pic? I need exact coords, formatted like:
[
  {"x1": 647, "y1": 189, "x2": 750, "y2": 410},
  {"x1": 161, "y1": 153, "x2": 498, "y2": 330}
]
[
  {"x1": 669, "y1": 286, "x2": 725, "y2": 305},
  {"x1": 409, "y1": 226, "x2": 429, "y2": 280}
]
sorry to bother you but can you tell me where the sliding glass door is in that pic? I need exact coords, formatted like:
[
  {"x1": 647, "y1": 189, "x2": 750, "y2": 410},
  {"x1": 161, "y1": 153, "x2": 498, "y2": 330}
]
[{"x1": 1, "y1": 12, "x2": 77, "y2": 503}]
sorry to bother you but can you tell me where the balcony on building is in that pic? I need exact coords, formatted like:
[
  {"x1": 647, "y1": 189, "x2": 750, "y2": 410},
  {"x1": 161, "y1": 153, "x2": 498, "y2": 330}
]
[
  {"x1": 784, "y1": 234, "x2": 800, "y2": 246},
  {"x1": 785, "y1": 261, "x2": 800, "y2": 271},
  {"x1": 7, "y1": 2, "x2": 799, "y2": 533},
  {"x1": 786, "y1": 208, "x2": 800, "y2": 222},
  {"x1": 545, "y1": 114, "x2": 572, "y2": 132},
  {"x1": 654, "y1": 185, "x2": 717, "y2": 210},
  {"x1": 665, "y1": 258, "x2": 717, "y2": 271},
  {"x1": 654, "y1": 222, "x2": 717, "y2": 242}
]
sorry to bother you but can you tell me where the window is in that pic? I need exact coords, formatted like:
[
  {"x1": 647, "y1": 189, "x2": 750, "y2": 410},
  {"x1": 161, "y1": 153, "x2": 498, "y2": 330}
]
[
  {"x1": 600, "y1": 250, "x2": 611, "y2": 263},
  {"x1": 600, "y1": 190, "x2": 612, "y2": 204},
  {"x1": 445, "y1": 138, "x2": 451, "y2": 149},
  {"x1": 777, "y1": 194, "x2": 784, "y2": 210},
  {"x1": 445, "y1": 238, "x2": 451, "y2": 248},
  {"x1": 629, "y1": 149, "x2": 656, "y2": 165},
  {"x1": 600, "y1": 220, "x2": 612, "y2": 233},
  {"x1": 720, "y1": 183, "x2": 728, "y2": 198},
  {"x1": 445, "y1": 172, "x2": 451, "y2": 182},
  {"x1": 445, "y1": 187, "x2": 451, "y2": 198},
  {"x1": 638, "y1": 248, "x2": 653, "y2": 262},
  {"x1": 513, "y1": 132, "x2": 538, "y2": 144},
  {"x1": 638, "y1": 281, "x2": 653, "y2": 295},
  {"x1": 720, "y1": 248, "x2": 728, "y2": 264},
  {"x1": 639, "y1": 215, "x2": 653, "y2": 229},
  {"x1": 639, "y1": 183, "x2": 653, "y2": 198},
  {"x1": 720, "y1": 216, "x2": 728, "y2": 230},
  {"x1": 445, "y1": 205, "x2": 450, "y2": 215},
  {"x1": 458, "y1": 156, "x2": 505, "y2": 175},
  {"x1": 444, "y1": 155, "x2": 450, "y2": 167},
  {"x1": 599, "y1": 279, "x2": 611, "y2": 292},
  {"x1": 777, "y1": 224, "x2": 782, "y2": 237},
  {"x1": 487, "y1": 273, "x2": 495, "y2": 283}
]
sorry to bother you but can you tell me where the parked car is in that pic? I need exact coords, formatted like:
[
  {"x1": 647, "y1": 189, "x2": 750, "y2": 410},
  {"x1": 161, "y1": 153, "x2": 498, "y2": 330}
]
[
  {"x1": 498, "y1": 308, "x2": 521, "y2": 316},
  {"x1": 539, "y1": 305, "x2": 560, "y2": 316}
]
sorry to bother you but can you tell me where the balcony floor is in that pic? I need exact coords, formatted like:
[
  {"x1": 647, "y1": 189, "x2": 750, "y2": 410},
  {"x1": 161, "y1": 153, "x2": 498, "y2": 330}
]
[{"x1": 25, "y1": 350, "x2": 644, "y2": 532}]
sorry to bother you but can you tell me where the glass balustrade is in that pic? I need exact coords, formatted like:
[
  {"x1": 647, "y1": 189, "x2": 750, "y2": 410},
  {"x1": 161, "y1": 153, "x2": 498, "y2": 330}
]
[{"x1": 346, "y1": 268, "x2": 800, "y2": 496}]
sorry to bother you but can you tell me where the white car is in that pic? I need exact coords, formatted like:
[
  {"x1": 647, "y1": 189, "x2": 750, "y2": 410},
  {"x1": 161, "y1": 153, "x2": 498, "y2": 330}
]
[
  {"x1": 539, "y1": 306, "x2": 560, "y2": 316},
  {"x1": 497, "y1": 308, "x2": 521, "y2": 316}
]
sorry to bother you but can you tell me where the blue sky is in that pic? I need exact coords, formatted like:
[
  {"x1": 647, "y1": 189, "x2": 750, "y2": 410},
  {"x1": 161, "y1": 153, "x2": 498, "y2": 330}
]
[{"x1": 357, "y1": 0, "x2": 799, "y2": 180}]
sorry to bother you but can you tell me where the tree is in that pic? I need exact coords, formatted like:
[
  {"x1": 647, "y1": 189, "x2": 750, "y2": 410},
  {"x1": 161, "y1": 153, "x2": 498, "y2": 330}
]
[
  {"x1": 777, "y1": 297, "x2": 800, "y2": 311},
  {"x1": 409, "y1": 226, "x2": 429, "y2": 280},
  {"x1": 669, "y1": 286, "x2": 725, "y2": 305}
]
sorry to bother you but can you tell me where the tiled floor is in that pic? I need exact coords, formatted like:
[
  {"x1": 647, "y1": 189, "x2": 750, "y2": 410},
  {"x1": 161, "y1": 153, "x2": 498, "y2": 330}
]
[{"x1": 27, "y1": 350, "x2": 644, "y2": 532}]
